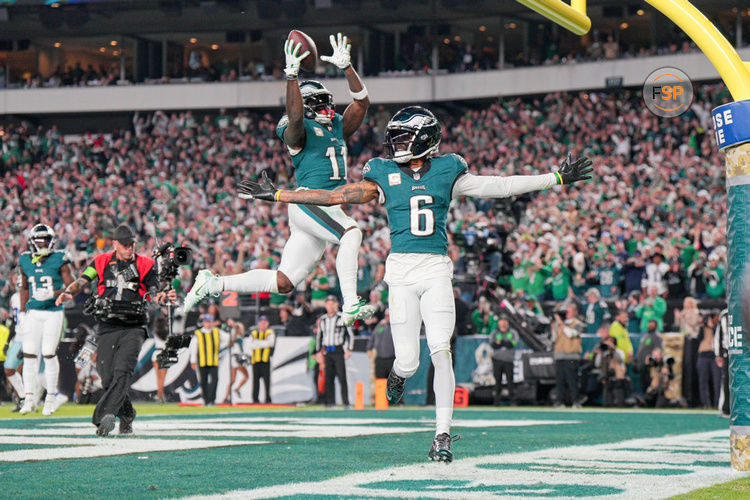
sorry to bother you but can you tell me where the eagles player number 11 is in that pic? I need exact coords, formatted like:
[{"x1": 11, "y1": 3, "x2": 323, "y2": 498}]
[{"x1": 325, "y1": 145, "x2": 347, "y2": 181}]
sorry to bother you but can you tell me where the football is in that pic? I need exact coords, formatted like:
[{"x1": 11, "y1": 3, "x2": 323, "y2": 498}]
[{"x1": 288, "y1": 29, "x2": 318, "y2": 72}]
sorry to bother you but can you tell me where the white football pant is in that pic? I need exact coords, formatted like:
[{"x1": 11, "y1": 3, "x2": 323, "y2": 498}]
[
  {"x1": 223, "y1": 202, "x2": 362, "y2": 310},
  {"x1": 388, "y1": 274, "x2": 456, "y2": 435},
  {"x1": 22, "y1": 309, "x2": 64, "y2": 396}
]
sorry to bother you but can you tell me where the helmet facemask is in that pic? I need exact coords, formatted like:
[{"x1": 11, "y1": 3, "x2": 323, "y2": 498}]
[
  {"x1": 385, "y1": 110, "x2": 441, "y2": 164},
  {"x1": 385, "y1": 128, "x2": 419, "y2": 164},
  {"x1": 28, "y1": 224, "x2": 56, "y2": 258},
  {"x1": 301, "y1": 88, "x2": 335, "y2": 125}
]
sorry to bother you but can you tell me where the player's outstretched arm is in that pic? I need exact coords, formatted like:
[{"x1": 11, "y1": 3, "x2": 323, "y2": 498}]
[
  {"x1": 321, "y1": 33, "x2": 370, "y2": 140},
  {"x1": 238, "y1": 172, "x2": 378, "y2": 206},
  {"x1": 452, "y1": 154, "x2": 592, "y2": 199},
  {"x1": 282, "y1": 40, "x2": 309, "y2": 150}
]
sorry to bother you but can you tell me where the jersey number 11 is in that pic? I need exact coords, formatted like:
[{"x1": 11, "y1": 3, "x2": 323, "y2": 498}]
[{"x1": 325, "y1": 146, "x2": 347, "y2": 181}]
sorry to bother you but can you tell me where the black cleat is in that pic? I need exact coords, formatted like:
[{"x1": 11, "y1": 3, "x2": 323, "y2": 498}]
[
  {"x1": 428, "y1": 433, "x2": 458, "y2": 463},
  {"x1": 96, "y1": 414, "x2": 116, "y2": 437},
  {"x1": 11, "y1": 398, "x2": 23, "y2": 413},
  {"x1": 386, "y1": 370, "x2": 406, "y2": 405},
  {"x1": 119, "y1": 409, "x2": 136, "y2": 436}
]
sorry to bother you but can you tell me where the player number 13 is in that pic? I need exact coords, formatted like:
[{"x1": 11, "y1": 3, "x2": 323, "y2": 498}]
[{"x1": 410, "y1": 195, "x2": 435, "y2": 236}]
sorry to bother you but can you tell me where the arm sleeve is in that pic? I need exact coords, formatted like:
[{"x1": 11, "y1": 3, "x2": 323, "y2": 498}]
[
  {"x1": 362, "y1": 161, "x2": 385, "y2": 204},
  {"x1": 189, "y1": 336, "x2": 197, "y2": 365},
  {"x1": 253, "y1": 331, "x2": 276, "y2": 349},
  {"x1": 82, "y1": 266, "x2": 97, "y2": 281},
  {"x1": 452, "y1": 172, "x2": 558, "y2": 199},
  {"x1": 315, "y1": 318, "x2": 322, "y2": 352}
]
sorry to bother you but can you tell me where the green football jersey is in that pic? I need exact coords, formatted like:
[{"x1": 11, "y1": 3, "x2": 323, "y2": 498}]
[
  {"x1": 18, "y1": 250, "x2": 70, "y2": 311},
  {"x1": 277, "y1": 113, "x2": 348, "y2": 191},
  {"x1": 363, "y1": 154, "x2": 467, "y2": 255}
]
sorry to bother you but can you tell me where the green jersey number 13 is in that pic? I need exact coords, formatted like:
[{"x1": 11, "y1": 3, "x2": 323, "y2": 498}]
[
  {"x1": 410, "y1": 195, "x2": 435, "y2": 236},
  {"x1": 325, "y1": 146, "x2": 347, "y2": 181}
]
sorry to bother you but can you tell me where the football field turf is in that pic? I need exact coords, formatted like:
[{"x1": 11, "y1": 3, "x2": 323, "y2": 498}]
[{"x1": 0, "y1": 404, "x2": 747, "y2": 499}]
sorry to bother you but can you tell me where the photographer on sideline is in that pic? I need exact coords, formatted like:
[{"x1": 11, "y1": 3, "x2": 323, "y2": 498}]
[
  {"x1": 552, "y1": 303, "x2": 584, "y2": 408},
  {"x1": 581, "y1": 324, "x2": 630, "y2": 407},
  {"x1": 56, "y1": 225, "x2": 176, "y2": 437},
  {"x1": 644, "y1": 348, "x2": 685, "y2": 408}
]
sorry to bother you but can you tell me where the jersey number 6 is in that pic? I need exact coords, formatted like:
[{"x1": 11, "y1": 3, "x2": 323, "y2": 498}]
[{"x1": 410, "y1": 195, "x2": 435, "y2": 236}]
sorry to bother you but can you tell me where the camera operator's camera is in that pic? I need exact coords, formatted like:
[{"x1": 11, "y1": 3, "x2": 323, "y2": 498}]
[
  {"x1": 156, "y1": 334, "x2": 193, "y2": 368},
  {"x1": 599, "y1": 341, "x2": 613, "y2": 352},
  {"x1": 153, "y1": 243, "x2": 193, "y2": 286}
]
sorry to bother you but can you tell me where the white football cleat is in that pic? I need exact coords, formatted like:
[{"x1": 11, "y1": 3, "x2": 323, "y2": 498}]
[
  {"x1": 341, "y1": 298, "x2": 376, "y2": 326},
  {"x1": 19, "y1": 398, "x2": 38, "y2": 415},
  {"x1": 184, "y1": 270, "x2": 222, "y2": 312},
  {"x1": 42, "y1": 395, "x2": 56, "y2": 416},
  {"x1": 53, "y1": 393, "x2": 69, "y2": 412}
]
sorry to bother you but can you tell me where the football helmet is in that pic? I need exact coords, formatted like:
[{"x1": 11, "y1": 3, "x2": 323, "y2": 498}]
[
  {"x1": 385, "y1": 106, "x2": 441, "y2": 164},
  {"x1": 28, "y1": 224, "x2": 56, "y2": 258},
  {"x1": 300, "y1": 80, "x2": 335, "y2": 125}
]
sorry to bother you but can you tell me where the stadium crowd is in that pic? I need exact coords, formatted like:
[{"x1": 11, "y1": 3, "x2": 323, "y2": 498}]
[
  {"x1": 3, "y1": 33, "x2": 733, "y2": 88},
  {"x1": 0, "y1": 82, "x2": 730, "y2": 408}
]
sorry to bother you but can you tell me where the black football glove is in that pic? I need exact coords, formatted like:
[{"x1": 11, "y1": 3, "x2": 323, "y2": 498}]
[
  {"x1": 557, "y1": 153, "x2": 593, "y2": 185},
  {"x1": 237, "y1": 171, "x2": 279, "y2": 202}
]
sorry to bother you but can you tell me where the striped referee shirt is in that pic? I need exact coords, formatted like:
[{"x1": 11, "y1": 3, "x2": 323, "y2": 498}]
[{"x1": 315, "y1": 312, "x2": 353, "y2": 351}]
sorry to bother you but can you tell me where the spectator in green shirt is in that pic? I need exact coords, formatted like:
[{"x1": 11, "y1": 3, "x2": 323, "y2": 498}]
[
  {"x1": 309, "y1": 266, "x2": 331, "y2": 309},
  {"x1": 356, "y1": 255, "x2": 373, "y2": 297},
  {"x1": 472, "y1": 298, "x2": 499, "y2": 336},
  {"x1": 527, "y1": 260, "x2": 549, "y2": 300},
  {"x1": 547, "y1": 260, "x2": 571, "y2": 301},
  {"x1": 510, "y1": 253, "x2": 529, "y2": 295},
  {"x1": 597, "y1": 252, "x2": 622, "y2": 299},
  {"x1": 636, "y1": 285, "x2": 667, "y2": 332},
  {"x1": 704, "y1": 254, "x2": 725, "y2": 299}
]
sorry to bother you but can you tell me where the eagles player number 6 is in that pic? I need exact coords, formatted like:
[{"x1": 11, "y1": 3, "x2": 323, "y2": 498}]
[{"x1": 239, "y1": 105, "x2": 593, "y2": 463}]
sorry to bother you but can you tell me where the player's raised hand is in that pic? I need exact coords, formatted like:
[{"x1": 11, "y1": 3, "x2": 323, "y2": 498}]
[
  {"x1": 283, "y1": 39, "x2": 310, "y2": 80},
  {"x1": 557, "y1": 153, "x2": 593, "y2": 185},
  {"x1": 238, "y1": 171, "x2": 279, "y2": 202},
  {"x1": 320, "y1": 32, "x2": 351, "y2": 70}
]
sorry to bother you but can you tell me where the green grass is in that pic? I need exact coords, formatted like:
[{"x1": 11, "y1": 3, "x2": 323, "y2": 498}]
[
  {"x1": 0, "y1": 404, "x2": 736, "y2": 498},
  {"x1": 672, "y1": 476, "x2": 750, "y2": 499}
]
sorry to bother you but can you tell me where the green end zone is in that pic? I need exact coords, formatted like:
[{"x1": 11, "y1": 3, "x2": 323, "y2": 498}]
[{"x1": 0, "y1": 404, "x2": 744, "y2": 499}]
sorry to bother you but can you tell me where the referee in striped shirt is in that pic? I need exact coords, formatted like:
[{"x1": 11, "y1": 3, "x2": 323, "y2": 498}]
[{"x1": 315, "y1": 295, "x2": 353, "y2": 407}]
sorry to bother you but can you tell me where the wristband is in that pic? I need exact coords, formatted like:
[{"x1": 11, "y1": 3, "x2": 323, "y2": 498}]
[
  {"x1": 554, "y1": 171, "x2": 563, "y2": 185},
  {"x1": 274, "y1": 190, "x2": 281, "y2": 202},
  {"x1": 349, "y1": 85, "x2": 368, "y2": 100}
]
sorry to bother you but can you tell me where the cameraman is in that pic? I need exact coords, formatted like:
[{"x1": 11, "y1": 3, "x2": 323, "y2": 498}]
[
  {"x1": 644, "y1": 348, "x2": 684, "y2": 408},
  {"x1": 56, "y1": 225, "x2": 176, "y2": 437},
  {"x1": 581, "y1": 325, "x2": 630, "y2": 407}
]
